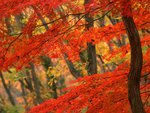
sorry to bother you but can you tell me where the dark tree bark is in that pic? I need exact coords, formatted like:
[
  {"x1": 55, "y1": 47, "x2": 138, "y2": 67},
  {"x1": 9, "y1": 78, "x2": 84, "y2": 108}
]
[
  {"x1": 0, "y1": 94, "x2": 5, "y2": 113},
  {"x1": 121, "y1": 34, "x2": 127, "y2": 46},
  {"x1": 122, "y1": 2, "x2": 145, "y2": 112},
  {"x1": 107, "y1": 14, "x2": 126, "y2": 47},
  {"x1": 15, "y1": 13, "x2": 24, "y2": 33},
  {"x1": 32, "y1": 6, "x2": 49, "y2": 30},
  {"x1": 33, "y1": 7, "x2": 59, "y2": 98},
  {"x1": 41, "y1": 56, "x2": 58, "y2": 98},
  {"x1": 79, "y1": 50, "x2": 87, "y2": 63},
  {"x1": 0, "y1": 71, "x2": 16, "y2": 106},
  {"x1": 64, "y1": 54, "x2": 82, "y2": 79},
  {"x1": 97, "y1": 14, "x2": 116, "y2": 72},
  {"x1": 41, "y1": 56, "x2": 53, "y2": 86},
  {"x1": 55, "y1": 6, "x2": 83, "y2": 79},
  {"x1": 33, "y1": 6, "x2": 59, "y2": 98},
  {"x1": 24, "y1": 70, "x2": 34, "y2": 92},
  {"x1": 97, "y1": 55, "x2": 106, "y2": 73},
  {"x1": 19, "y1": 80, "x2": 28, "y2": 107},
  {"x1": 84, "y1": 0, "x2": 97, "y2": 75},
  {"x1": 5, "y1": 18, "x2": 14, "y2": 35},
  {"x1": 24, "y1": 70, "x2": 38, "y2": 105},
  {"x1": 51, "y1": 79, "x2": 58, "y2": 99},
  {"x1": 30, "y1": 63, "x2": 43, "y2": 104}
]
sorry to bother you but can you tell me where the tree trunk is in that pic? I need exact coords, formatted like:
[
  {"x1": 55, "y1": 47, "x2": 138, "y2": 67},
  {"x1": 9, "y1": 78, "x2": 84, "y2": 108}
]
[
  {"x1": 32, "y1": 6, "x2": 49, "y2": 30},
  {"x1": 107, "y1": 14, "x2": 125, "y2": 47},
  {"x1": 97, "y1": 55, "x2": 106, "y2": 73},
  {"x1": 33, "y1": 7, "x2": 59, "y2": 98},
  {"x1": 5, "y1": 18, "x2": 14, "y2": 35},
  {"x1": 122, "y1": 7, "x2": 145, "y2": 113},
  {"x1": 0, "y1": 94, "x2": 5, "y2": 112},
  {"x1": 51, "y1": 80, "x2": 58, "y2": 99},
  {"x1": 19, "y1": 80, "x2": 28, "y2": 108},
  {"x1": 15, "y1": 13, "x2": 24, "y2": 33},
  {"x1": 41, "y1": 56, "x2": 52, "y2": 87},
  {"x1": 41, "y1": 56, "x2": 58, "y2": 98},
  {"x1": 55, "y1": 6, "x2": 83, "y2": 79},
  {"x1": 24, "y1": 70, "x2": 34, "y2": 92},
  {"x1": 84, "y1": 0, "x2": 97, "y2": 75},
  {"x1": 64, "y1": 54, "x2": 82, "y2": 79},
  {"x1": 0, "y1": 71, "x2": 15, "y2": 106},
  {"x1": 30, "y1": 63, "x2": 43, "y2": 104},
  {"x1": 24, "y1": 69, "x2": 37, "y2": 105},
  {"x1": 34, "y1": 6, "x2": 59, "y2": 98}
]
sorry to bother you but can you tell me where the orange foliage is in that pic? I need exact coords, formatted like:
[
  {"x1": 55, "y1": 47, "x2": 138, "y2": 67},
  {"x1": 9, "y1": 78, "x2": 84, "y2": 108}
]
[
  {"x1": 28, "y1": 58, "x2": 150, "y2": 113},
  {"x1": 29, "y1": 47, "x2": 150, "y2": 112},
  {"x1": 0, "y1": 0, "x2": 150, "y2": 113}
]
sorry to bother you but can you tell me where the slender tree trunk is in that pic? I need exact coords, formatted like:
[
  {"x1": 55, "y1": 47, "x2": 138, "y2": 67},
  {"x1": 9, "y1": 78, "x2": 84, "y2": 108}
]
[
  {"x1": 24, "y1": 70, "x2": 37, "y2": 105},
  {"x1": 122, "y1": 1, "x2": 145, "y2": 112},
  {"x1": 0, "y1": 94, "x2": 5, "y2": 112},
  {"x1": 24, "y1": 70, "x2": 34, "y2": 92},
  {"x1": 30, "y1": 63, "x2": 43, "y2": 104},
  {"x1": 79, "y1": 50, "x2": 87, "y2": 63},
  {"x1": 40, "y1": 56, "x2": 58, "y2": 98},
  {"x1": 0, "y1": 71, "x2": 15, "y2": 106},
  {"x1": 107, "y1": 15, "x2": 125, "y2": 47},
  {"x1": 84, "y1": 0, "x2": 97, "y2": 75},
  {"x1": 15, "y1": 13, "x2": 24, "y2": 32},
  {"x1": 55, "y1": 6, "x2": 83, "y2": 78},
  {"x1": 97, "y1": 55, "x2": 105, "y2": 73},
  {"x1": 64, "y1": 54, "x2": 82, "y2": 79},
  {"x1": 51, "y1": 80, "x2": 57, "y2": 99},
  {"x1": 19, "y1": 80, "x2": 28, "y2": 108},
  {"x1": 33, "y1": 6, "x2": 59, "y2": 98},
  {"x1": 32, "y1": 6, "x2": 49, "y2": 30},
  {"x1": 98, "y1": 15, "x2": 116, "y2": 72},
  {"x1": 121, "y1": 34, "x2": 126, "y2": 46},
  {"x1": 5, "y1": 18, "x2": 14, "y2": 35},
  {"x1": 40, "y1": 56, "x2": 52, "y2": 87}
]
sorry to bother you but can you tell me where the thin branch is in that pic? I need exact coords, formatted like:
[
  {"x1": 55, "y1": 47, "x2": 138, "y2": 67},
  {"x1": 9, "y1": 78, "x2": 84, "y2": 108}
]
[
  {"x1": 36, "y1": 13, "x2": 84, "y2": 27},
  {"x1": 3, "y1": 33, "x2": 22, "y2": 60},
  {"x1": 141, "y1": 73, "x2": 150, "y2": 78},
  {"x1": 141, "y1": 90, "x2": 150, "y2": 94}
]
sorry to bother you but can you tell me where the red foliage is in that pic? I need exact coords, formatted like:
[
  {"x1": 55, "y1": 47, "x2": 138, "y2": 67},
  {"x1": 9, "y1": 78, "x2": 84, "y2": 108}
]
[
  {"x1": 0, "y1": 0, "x2": 150, "y2": 112},
  {"x1": 29, "y1": 47, "x2": 150, "y2": 112},
  {"x1": 28, "y1": 59, "x2": 150, "y2": 113},
  {"x1": 0, "y1": 0, "x2": 149, "y2": 70}
]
